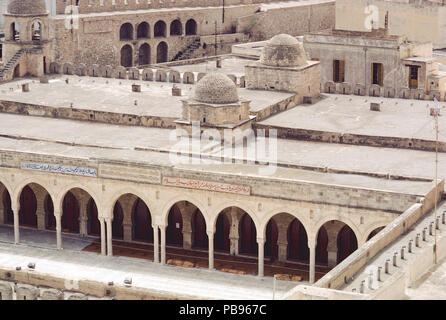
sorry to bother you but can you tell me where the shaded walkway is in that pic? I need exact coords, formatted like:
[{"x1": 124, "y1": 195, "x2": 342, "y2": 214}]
[
  {"x1": 0, "y1": 225, "x2": 95, "y2": 251},
  {"x1": 83, "y1": 239, "x2": 330, "y2": 281}
]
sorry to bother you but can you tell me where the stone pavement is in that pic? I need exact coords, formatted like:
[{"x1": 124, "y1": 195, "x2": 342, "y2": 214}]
[
  {"x1": 406, "y1": 256, "x2": 446, "y2": 300},
  {"x1": 0, "y1": 228, "x2": 299, "y2": 300}
]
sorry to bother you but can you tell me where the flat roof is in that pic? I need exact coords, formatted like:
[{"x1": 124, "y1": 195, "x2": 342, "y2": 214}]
[
  {"x1": 0, "y1": 113, "x2": 438, "y2": 195},
  {"x1": 169, "y1": 56, "x2": 256, "y2": 78},
  {"x1": 259, "y1": 93, "x2": 446, "y2": 143},
  {"x1": 0, "y1": 76, "x2": 294, "y2": 117}
]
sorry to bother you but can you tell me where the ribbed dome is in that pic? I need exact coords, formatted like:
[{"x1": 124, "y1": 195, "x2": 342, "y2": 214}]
[
  {"x1": 7, "y1": 0, "x2": 47, "y2": 15},
  {"x1": 195, "y1": 73, "x2": 239, "y2": 104},
  {"x1": 261, "y1": 34, "x2": 307, "y2": 68}
]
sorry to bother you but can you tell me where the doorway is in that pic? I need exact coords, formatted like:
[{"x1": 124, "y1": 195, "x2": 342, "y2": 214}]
[
  {"x1": 372, "y1": 63, "x2": 384, "y2": 86},
  {"x1": 333, "y1": 60, "x2": 345, "y2": 83},
  {"x1": 409, "y1": 65, "x2": 419, "y2": 89}
]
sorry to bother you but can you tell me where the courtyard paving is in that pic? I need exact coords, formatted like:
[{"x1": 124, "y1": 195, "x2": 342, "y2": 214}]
[{"x1": 0, "y1": 227, "x2": 299, "y2": 300}]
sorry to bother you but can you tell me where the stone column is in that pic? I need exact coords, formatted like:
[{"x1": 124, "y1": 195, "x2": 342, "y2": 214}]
[
  {"x1": 0, "y1": 185, "x2": 4, "y2": 225},
  {"x1": 229, "y1": 208, "x2": 240, "y2": 256},
  {"x1": 100, "y1": 218, "x2": 106, "y2": 256},
  {"x1": 207, "y1": 230, "x2": 214, "y2": 270},
  {"x1": 309, "y1": 238, "x2": 316, "y2": 284},
  {"x1": 106, "y1": 217, "x2": 113, "y2": 257},
  {"x1": 160, "y1": 225, "x2": 166, "y2": 265},
  {"x1": 325, "y1": 221, "x2": 344, "y2": 268},
  {"x1": 55, "y1": 212, "x2": 62, "y2": 249},
  {"x1": 153, "y1": 225, "x2": 159, "y2": 263},
  {"x1": 274, "y1": 215, "x2": 294, "y2": 262},
  {"x1": 13, "y1": 207, "x2": 19, "y2": 244},
  {"x1": 119, "y1": 196, "x2": 136, "y2": 242},
  {"x1": 33, "y1": 189, "x2": 47, "y2": 231},
  {"x1": 78, "y1": 197, "x2": 88, "y2": 237},
  {"x1": 257, "y1": 237, "x2": 265, "y2": 277},
  {"x1": 178, "y1": 202, "x2": 193, "y2": 250}
]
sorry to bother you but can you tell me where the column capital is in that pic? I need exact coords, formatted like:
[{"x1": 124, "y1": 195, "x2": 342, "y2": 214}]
[
  {"x1": 256, "y1": 237, "x2": 265, "y2": 244},
  {"x1": 54, "y1": 211, "x2": 62, "y2": 219},
  {"x1": 307, "y1": 239, "x2": 317, "y2": 249},
  {"x1": 206, "y1": 230, "x2": 214, "y2": 237},
  {"x1": 104, "y1": 217, "x2": 113, "y2": 223}
]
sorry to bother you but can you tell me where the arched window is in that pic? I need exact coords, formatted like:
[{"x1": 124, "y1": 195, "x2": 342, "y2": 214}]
[
  {"x1": 154, "y1": 20, "x2": 166, "y2": 38},
  {"x1": 170, "y1": 19, "x2": 182, "y2": 36},
  {"x1": 120, "y1": 23, "x2": 133, "y2": 41},
  {"x1": 185, "y1": 19, "x2": 197, "y2": 36},
  {"x1": 139, "y1": 43, "x2": 151, "y2": 65},
  {"x1": 121, "y1": 45, "x2": 133, "y2": 67},
  {"x1": 137, "y1": 22, "x2": 150, "y2": 39},
  {"x1": 156, "y1": 41, "x2": 168, "y2": 63},
  {"x1": 10, "y1": 22, "x2": 19, "y2": 41},
  {"x1": 32, "y1": 21, "x2": 41, "y2": 41}
]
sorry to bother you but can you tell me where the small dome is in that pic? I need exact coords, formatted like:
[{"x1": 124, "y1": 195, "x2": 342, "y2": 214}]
[
  {"x1": 195, "y1": 73, "x2": 239, "y2": 104},
  {"x1": 261, "y1": 34, "x2": 307, "y2": 68},
  {"x1": 7, "y1": 0, "x2": 47, "y2": 15}
]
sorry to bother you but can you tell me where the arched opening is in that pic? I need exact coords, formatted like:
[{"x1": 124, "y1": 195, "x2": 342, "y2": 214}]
[
  {"x1": 154, "y1": 20, "x2": 166, "y2": 38},
  {"x1": 137, "y1": 22, "x2": 150, "y2": 39},
  {"x1": 239, "y1": 213, "x2": 257, "y2": 256},
  {"x1": 120, "y1": 45, "x2": 133, "y2": 67},
  {"x1": 87, "y1": 198, "x2": 100, "y2": 236},
  {"x1": 132, "y1": 198, "x2": 153, "y2": 243},
  {"x1": 185, "y1": 19, "x2": 197, "y2": 36},
  {"x1": 156, "y1": 41, "x2": 168, "y2": 63},
  {"x1": 214, "y1": 211, "x2": 230, "y2": 252},
  {"x1": 170, "y1": 19, "x2": 182, "y2": 36},
  {"x1": 44, "y1": 194, "x2": 55, "y2": 230},
  {"x1": 264, "y1": 219, "x2": 278, "y2": 260},
  {"x1": 367, "y1": 226, "x2": 385, "y2": 242},
  {"x1": 32, "y1": 21, "x2": 41, "y2": 41},
  {"x1": 166, "y1": 204, "x2": 183, "y2": 247},
  {"x1": 120, "y1": 23, "x2": 133, "y2": 41},
  {"x1": 13, "y1": 64, "x2": 20, "y2": 78},
  {"x1": 18, "y1": 186, "x2": 37, "y2": 228},
  {"x1": 61, "y1": 191, "x2": 80, "y2": 234},
  {"x1": 315, "y1": 226, "x2": 328, "y2": 264},
  {"x1": 138, "y1": 43, "x2": 151, "y2": 66},
  {"x1": 2, "y1": 188, "x2": 13, "y2": 225},
  {"x1": 337, "y1": 225, "x2": 358, "y2": 263},
  {"x1": 287, "y1": 218, "x2": 309, "y2": 261},
  {"x1": 192, "y1": 209, "x2": 208, "y2": 249},
  {"x1": 112, "y1": 201, "x2": 124, "y2": 240},
  {"x1": 10, "y1": 22, "x2": 19, "y2": 41}
]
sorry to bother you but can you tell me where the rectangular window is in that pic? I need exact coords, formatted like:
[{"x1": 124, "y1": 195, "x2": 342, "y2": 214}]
[
  {"x1": 409, "y1": 65, "x2": 419, "y2": 89},
  {"x1": 333, "y1": 60, "x2": 345, "y2": 83},
  {"x1": 372, "y1": 63, "x2": 384, "y2": 86}
]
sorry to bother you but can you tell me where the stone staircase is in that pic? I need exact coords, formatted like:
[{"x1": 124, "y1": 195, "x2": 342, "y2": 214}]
[
  {"x1": 172, "y1": 38, "x2": 201, "y2": 61},
  {"x1": 0, "y1": 49, "x2": 25, "y2": 82}
]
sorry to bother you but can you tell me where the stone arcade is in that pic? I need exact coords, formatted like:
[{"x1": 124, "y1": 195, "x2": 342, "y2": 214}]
[{"x1": 0, "y1": 0, "x2": 445, "y2": 301}]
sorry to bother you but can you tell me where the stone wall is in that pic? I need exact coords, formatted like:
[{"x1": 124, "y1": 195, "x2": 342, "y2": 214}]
[
  {"x1": 0, "y1": 270, "x2": 193, "y2": 300},
  {"x1": 255, "y1": 116, "x2": 446, "y2": 153},
  {"x1": 335, "y1": 0, "x2": 446, "y2": 49},
  {"x1": 312, "y1": 178, "x2": 444, "y2": 290},
  {"x1": 236, "y1": 0, "x2": 335, "y2": 41},
  {"x1": 72, "y1": 0, "x2": 287, "y2": 14}
]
